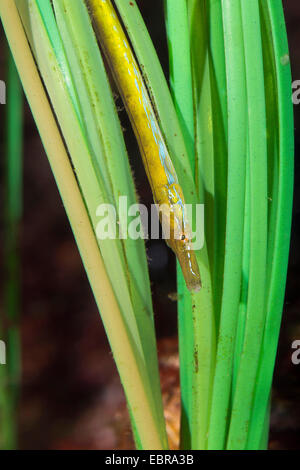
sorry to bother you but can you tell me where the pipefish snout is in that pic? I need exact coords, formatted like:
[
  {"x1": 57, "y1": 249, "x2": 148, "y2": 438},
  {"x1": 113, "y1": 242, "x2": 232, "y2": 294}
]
[
  {"x1": 87, "y1": 0, "x2": 201, "y2": 292},
  {"x1": 158, "y1": 188, "x2": 201, "y2": 293},
  {"x1": 170, "y1": 238, "x2": 202, "y2": 293}
]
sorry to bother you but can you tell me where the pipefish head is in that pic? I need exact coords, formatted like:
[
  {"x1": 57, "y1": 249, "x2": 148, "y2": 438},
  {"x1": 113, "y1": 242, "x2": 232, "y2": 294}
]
[
  {"x1": 163, "y1": 207, "x2": 201, "y2": 292},
  {"x1": 168, "y1": 232, "x2": 202, "y2": 293},
  {"x1": 158, "y1": 185, "x2": 201, "y2": 292}
]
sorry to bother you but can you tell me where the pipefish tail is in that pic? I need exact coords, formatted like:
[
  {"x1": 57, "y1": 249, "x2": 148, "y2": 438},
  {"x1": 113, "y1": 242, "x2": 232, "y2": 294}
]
[{"x1": 86, "y1": 0, "x2": 201, "y2": 292}]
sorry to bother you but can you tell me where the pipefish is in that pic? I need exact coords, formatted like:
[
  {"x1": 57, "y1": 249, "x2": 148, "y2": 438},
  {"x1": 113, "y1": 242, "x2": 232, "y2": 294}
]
[{"x1": 86, "y1": 0, "x2": 201, "y2": 292}]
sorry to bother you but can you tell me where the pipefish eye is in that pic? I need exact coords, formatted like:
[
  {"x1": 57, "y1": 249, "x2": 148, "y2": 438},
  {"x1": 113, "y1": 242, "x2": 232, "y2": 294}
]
[{"x1": 181, "y1": 234, "x2": 186, "y2": 241}]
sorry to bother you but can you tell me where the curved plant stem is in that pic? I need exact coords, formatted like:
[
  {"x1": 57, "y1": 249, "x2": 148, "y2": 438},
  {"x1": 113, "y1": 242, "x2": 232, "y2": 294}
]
[
  {"x1": 207, "y1": 0, "x2": 247, "y2": 450},
  {"x1": 226, "y1": 0, "x2": 268, "y2": 449}
]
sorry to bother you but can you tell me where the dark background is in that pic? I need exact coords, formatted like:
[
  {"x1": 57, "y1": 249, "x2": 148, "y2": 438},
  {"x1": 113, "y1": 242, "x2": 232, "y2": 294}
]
[{"x1": 0, "y1": 0, "x2": 299, "y2": 449}]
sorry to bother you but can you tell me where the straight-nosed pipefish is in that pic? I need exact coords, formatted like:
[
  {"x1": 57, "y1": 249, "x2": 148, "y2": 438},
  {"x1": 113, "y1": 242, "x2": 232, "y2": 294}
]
[{"x1": 86, "y1": 0, "x2": 201, "y2": 292}]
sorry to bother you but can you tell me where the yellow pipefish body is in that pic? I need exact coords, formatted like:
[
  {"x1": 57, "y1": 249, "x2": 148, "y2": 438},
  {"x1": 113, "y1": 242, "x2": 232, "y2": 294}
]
[{"x1": 87, "y1": 0, "x2": 201, "y2": 292}]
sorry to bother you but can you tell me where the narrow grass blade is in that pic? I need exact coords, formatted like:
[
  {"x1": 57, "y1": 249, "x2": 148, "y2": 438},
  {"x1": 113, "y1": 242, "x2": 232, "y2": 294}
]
[
  {"x1": 208, "y1": 0, "x2": 247, "y2": 450},
  {"x1": 35, "y1": 0, "x2": 83, "y2": 124},
  {"x1": 226, "y1": 0, "x2": 268, "y2": 449},
  {"x1": 206, "y1": 0, "x2": 227, "y2": 331}
]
